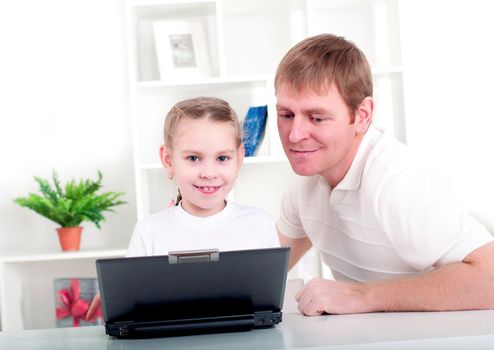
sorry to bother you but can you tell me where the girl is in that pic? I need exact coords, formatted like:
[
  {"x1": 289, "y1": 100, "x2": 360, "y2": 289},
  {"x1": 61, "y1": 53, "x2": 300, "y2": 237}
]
[
  {"x1": 86, "y1": 97, "x2": 279, "y2": 319},
  {"x1": 127, "y1": 96, "x2": 279, "y2": 256}
]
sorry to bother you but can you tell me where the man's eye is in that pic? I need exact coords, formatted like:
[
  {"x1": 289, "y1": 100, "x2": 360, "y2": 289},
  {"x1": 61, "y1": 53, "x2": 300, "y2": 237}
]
[
  {"x1": 186, "y1": 155, "x2": 200, "y2": 162},
  {"x1": 278, "y1": 112, "x2": 294, "y2": 119},
  {"x1": 310, "y1": 115, "x2": 325, "y2": 123},
  {"x1": 217, "y1": 155, "x2": 230, "y2": 162}
]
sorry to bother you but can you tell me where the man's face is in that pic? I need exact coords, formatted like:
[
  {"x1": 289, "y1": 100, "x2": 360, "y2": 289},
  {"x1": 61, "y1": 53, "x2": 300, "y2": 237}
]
[{"x1": 276, "y1": 83, "x2": 368, "y2": 187}]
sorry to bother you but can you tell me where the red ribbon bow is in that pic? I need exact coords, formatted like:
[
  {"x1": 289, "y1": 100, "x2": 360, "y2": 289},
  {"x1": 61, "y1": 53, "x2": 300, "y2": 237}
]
[{"x1": 56, "y1": 279, "x2": 99, "y2": 326}]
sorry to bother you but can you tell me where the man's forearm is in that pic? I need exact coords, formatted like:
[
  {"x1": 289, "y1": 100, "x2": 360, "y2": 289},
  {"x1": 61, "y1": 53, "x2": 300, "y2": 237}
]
[
  {"x1": 366, "y1": 259, "x2": 494, "y2": 312},
  {"x1": 297, "y1": 242, "x2": 494, "y2": 315},
  {"x1": 277, "y1": 230, "x2": 312, "y2": 270}
]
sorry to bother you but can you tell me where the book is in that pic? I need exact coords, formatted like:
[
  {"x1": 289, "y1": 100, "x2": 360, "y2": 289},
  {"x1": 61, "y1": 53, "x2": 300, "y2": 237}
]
[{"x1": 242, "y1": 105, "x2": 268, "y2": 157}]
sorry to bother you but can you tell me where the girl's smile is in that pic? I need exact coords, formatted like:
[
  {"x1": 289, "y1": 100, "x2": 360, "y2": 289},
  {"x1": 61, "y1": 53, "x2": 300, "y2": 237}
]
[{"x1": 195, "y1": 185, "x2": 221, "y2": 194}]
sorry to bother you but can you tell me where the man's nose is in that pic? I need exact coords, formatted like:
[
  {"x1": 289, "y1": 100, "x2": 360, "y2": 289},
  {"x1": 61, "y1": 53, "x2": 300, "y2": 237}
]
[{"x1": 288, "y1": 116, "x2": 310, "y2": 143}]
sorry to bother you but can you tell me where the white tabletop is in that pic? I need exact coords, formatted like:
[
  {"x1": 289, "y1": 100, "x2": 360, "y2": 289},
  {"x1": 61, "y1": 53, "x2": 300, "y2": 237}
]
[{"x1": 2, "y1": 311, "x2": 494, "y2": 350}]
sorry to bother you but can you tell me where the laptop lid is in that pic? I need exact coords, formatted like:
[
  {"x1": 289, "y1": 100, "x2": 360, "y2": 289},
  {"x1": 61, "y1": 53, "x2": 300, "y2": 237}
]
[{"x1": 96, "y1": 247, "x2": 290, "y2": 337}]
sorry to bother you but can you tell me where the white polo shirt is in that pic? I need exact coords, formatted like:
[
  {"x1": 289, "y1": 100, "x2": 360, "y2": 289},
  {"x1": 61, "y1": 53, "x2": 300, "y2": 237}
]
[{"x1": 277, "y1": 127, "x2": 493, "y2": 282}]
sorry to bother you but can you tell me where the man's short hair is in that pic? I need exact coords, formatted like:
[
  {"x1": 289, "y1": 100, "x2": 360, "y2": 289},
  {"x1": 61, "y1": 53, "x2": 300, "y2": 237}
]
[{"x1": 275, "y1": 34, "x2": 373, "y2": 115}]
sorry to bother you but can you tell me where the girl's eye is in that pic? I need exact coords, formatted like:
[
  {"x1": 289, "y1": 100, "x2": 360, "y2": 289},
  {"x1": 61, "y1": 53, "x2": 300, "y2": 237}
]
[
  {"x1": 186, "y1": 155, "x2": 200, "y2": 162},
  {"x1": 217, "y1": 155, "x2": 230, "y2": 162}
]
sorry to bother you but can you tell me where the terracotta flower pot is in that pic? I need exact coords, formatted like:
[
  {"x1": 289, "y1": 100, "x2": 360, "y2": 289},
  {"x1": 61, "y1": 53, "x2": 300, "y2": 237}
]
[{"x1": 56, "y1": 227, "x2": 83, "y2": 251}]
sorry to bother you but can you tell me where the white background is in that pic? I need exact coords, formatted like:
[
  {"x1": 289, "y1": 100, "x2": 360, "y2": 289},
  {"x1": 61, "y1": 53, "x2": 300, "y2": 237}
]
[
  {"x1": 399, "y1": 0, "x2": 494, "y2": 230},
  {"x1": 0, "y1": 0, "x2": 136, "y2": 254},
  {"x1": 0, "y1": 0, "x2": 493, "y2": 256}
]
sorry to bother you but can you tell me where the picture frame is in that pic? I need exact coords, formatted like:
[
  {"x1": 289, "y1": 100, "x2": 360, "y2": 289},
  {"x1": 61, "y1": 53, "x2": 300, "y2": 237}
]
[{"x1": 153, "y1": 20, "x2": 212, "y2": 81}]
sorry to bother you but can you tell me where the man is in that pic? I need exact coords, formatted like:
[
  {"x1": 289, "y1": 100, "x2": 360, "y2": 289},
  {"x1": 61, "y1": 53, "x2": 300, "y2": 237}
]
[{"x1": 275, "y1": 34, "x2": 494, "y2": 315}]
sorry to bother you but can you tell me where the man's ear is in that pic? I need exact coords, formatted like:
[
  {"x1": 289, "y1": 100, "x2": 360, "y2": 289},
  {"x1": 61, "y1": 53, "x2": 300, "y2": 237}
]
[
  {"x1": 159, "y1": 144, "x2": 173, "y2": 178},
  {"x1": 355, "y1": 96, "x2": 374, "y2": 134}
]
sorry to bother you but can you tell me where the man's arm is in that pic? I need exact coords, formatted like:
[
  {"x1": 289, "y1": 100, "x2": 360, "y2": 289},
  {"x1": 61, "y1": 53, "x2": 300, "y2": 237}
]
[
  {"x1": 278, "y1": 228, "x2": 312, "y2": 270},
  {"x1": 295, "y1": 240, "x2": 494, "y2": 315}
]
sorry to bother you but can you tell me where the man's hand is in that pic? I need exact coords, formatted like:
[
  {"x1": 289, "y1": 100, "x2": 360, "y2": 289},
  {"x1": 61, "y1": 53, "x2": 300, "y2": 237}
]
[
  {"x1": 295, "y1": 277, "x2": 372, "y2": 315},
  {"x1": 85, "y1": 292, "x2": 101, "y2": 321}
]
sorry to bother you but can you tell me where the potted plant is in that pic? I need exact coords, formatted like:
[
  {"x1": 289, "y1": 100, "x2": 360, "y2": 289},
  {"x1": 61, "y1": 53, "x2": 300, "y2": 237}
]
[{"x1": 13, "y1": 170, "x2": 126, "y2": 251}]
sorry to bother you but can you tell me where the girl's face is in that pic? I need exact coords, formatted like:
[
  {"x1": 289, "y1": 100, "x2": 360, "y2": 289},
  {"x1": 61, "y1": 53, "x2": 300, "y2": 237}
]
[{"x1": 160, "y1": 117, "x2": 244, "y2": 217}]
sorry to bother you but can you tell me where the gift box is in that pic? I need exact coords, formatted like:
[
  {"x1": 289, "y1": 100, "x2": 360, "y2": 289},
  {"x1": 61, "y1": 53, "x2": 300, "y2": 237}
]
[{"x1": 54, "y1": 277, "x2": 103, "y2": 327}]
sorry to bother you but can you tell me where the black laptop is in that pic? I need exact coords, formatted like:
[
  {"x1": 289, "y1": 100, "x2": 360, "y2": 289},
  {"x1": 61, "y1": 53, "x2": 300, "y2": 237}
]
[{"x1": 96, "y1": 247, "x2": 290, "y2": 338}]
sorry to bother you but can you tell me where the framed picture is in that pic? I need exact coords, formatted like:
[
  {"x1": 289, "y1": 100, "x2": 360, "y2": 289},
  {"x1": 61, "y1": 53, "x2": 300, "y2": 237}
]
[{"x1": 153, "y1": 20, "x2": 212, "y2": 81}]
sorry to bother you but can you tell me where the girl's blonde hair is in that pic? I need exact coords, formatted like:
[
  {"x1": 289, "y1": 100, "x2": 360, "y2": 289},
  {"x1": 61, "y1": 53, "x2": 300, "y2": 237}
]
[
  {"x1": 163, "y1": 97, "x2": 242, "y2": 205},
  {"x1": 164, "y1": 96, "x2": 242, "y2": 148}
]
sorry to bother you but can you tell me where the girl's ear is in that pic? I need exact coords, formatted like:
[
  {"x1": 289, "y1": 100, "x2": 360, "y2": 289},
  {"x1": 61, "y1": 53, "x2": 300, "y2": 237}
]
[
  {"x1": 355, "y1": 96, "x2": 374, "y2": 134},
  {"x1": 160, "y1": 144, "x2": 174, "y2": 178}
]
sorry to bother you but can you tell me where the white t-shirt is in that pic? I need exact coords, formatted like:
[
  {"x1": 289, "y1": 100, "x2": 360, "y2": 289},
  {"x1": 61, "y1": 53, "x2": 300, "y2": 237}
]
[
  {"x1": 127, "y1": 201, "x2": 280, "y2": 257},
  {"x1": 277, "y1": 127, "x2": 493, "y2": 282}
]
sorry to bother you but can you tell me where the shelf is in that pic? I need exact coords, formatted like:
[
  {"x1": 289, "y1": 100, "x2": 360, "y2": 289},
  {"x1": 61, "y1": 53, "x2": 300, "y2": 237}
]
[
  {"x1": 135, "y1": 74, "x2": 271, "y2": 88},
  {"x1": 129, "y1": 0, "x2": 216, "y2": 18},
  {"x1": 0, "y1": 249, "x2": 127, "y2": 264},
  {"x1": 0, "y1": 249, "x2": 127, "y2": 331},
  {"x1": 371, "y1": 65, "x2": 403, "y2": 76}
]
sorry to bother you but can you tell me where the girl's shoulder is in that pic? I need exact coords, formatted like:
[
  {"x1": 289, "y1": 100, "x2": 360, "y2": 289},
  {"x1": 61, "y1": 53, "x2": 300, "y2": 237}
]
[{"x1": 134, "y1": 207, "x2": 175, "y2": 229}]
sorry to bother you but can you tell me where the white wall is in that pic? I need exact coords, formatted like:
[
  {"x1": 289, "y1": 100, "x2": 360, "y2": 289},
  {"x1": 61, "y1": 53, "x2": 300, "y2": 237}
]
[
  {"x1": 0, "y1": 0, "x2": 136, "y2": 253},
  {"x1": 399, "y1": 0, "x2": 494, "y2": 232}
]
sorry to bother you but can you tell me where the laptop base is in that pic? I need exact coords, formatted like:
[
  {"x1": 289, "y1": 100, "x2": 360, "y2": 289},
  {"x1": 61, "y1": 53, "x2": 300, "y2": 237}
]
[{"x1": 106, "y1": 311, "x2": 282, "y2": 338}]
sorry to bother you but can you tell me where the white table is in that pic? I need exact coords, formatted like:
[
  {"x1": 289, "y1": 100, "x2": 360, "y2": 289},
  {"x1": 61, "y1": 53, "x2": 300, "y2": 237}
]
[{"x1": 2, "y1": 310, "x2": 494, "y2": 349}]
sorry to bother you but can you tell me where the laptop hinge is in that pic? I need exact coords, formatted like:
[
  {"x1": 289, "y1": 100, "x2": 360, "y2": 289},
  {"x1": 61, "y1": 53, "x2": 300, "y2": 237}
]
[{"x1": 168, "y1": 249, "x2": 219, "y2": 264}]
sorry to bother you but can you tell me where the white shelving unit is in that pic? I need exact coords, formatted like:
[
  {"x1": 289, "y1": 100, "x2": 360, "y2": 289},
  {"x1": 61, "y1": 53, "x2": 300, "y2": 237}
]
[
  {"x1": 126, "y1": 0, "x2": 406, "y2": 221},
  {"x1": 0, "y1": 249, "x2": 126, "y2": 331},
  {"x1": 126, "y1": 0, "x2": 289, "y2": 218},
  {"x1": 0, "y1": 0, "x2": 406, "y2": 331}
]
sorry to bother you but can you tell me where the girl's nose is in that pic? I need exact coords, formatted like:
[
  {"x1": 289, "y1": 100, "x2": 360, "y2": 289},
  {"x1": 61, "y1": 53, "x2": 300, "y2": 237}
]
[{"x1": 199, "y1": 162, "x2": 217, "y2": 179}]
